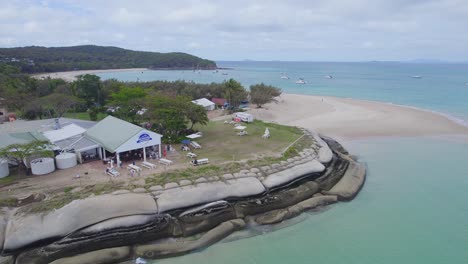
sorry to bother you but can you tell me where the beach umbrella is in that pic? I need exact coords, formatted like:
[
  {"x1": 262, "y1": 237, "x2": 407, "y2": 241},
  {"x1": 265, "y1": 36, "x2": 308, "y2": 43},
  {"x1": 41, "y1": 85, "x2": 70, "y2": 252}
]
[
  {"x1": 181, "y1": 139, "x2": 191, "y2": 145},
  {"x1": 234, "y1": 126, "x2": 247, "y2": 130}
]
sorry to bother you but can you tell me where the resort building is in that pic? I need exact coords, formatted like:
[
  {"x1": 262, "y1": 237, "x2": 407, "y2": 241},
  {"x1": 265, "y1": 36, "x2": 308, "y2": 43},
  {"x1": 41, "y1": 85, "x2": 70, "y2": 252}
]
[{"x1": 84, "y1": 116, "x2": 162, "y2": 167}]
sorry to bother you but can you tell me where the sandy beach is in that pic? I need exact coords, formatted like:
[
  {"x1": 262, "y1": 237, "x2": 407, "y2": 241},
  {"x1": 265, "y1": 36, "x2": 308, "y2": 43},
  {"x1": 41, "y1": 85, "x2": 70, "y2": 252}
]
[
  {"x1": 32, "y1": 68, "x2": 148, "y2": 82},
  {"x1": 250, "y1": 94, "x2": 468, "y2": 140}
]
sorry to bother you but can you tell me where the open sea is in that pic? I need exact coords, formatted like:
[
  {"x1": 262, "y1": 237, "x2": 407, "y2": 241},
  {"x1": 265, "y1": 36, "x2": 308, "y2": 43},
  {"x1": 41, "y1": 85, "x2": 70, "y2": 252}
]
[{"x1": 98, "y1": 62, "x2": 468, "y2": 264}]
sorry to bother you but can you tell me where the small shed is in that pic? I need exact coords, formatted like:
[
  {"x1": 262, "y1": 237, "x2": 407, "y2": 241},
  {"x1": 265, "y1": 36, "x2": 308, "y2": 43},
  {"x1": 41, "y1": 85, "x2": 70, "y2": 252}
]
[
  {"x1": 212, "y1": 98, "x2": 227, "y2": 108},
  {"x1": 192, "y1": 98, "x2": 215, "y2": 111}
]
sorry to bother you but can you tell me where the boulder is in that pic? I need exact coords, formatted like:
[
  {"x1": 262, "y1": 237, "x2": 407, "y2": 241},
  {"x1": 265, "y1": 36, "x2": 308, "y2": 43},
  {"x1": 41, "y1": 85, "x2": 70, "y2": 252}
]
[
  {"x1": 194, "y1": 177, "x2": 207, "y2": 183},
  {"x1": 250, "y1": 168, "x2": 260, "y2": 173},
  {"x1": 222, "y1": 174, "x2": 233, "y2": 180},
  {"x1": 164, "y1": 182, "x2": 179, "y2": 189},
  {"x1": 179, "y1": 180, "x2": 192, "y2": 186},
  {"x1": 112, "y1": 190, "x2": 130, "y2": 195},
  {"x1": 48, "y1": 247, "x2": 130, "y2": 264},
  {"x1": 149, "y1": 185, "x2": 163, "y2": 191},
  {"x1": 157, "y1": 178, "x2": 266, "y2": 213},
  {"x1": 261, "y1": 160, "x2": 325, "y2": 190},
  {"x1": 323, "y1": 161, "x2": 366, "y2": 201},
  {"x1": 135, "y1": 219, "x2": 245, "y2": 259},
  {"x1": 4, "y1": 193, "x2": 157, "y2": 253},
  {"x1": 133, "y1": 188, "x2": 147, "y2": 193}
]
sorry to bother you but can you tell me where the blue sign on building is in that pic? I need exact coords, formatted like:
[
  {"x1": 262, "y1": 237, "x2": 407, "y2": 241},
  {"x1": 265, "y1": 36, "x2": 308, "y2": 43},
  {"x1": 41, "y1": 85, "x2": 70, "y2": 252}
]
[{"x1": 137, "y1": 133, "x2": 152, "y2": 143}]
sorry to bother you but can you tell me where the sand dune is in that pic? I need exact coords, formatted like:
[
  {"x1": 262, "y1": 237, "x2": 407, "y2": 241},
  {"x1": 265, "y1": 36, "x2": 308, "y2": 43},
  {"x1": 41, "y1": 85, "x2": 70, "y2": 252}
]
[{"x1": 250, "y1": 94, "x2": 468, "y2": 140}]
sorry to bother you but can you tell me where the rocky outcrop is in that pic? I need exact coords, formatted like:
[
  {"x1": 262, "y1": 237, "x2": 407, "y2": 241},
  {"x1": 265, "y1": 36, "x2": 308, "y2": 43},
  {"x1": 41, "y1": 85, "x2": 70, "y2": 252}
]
[
  {"x1": 4, "y1": 193, "x2": 157, "y2": 253},
  {"x1": 47, "y1": 246, "x2": 130, "y2": 264},
  {"x1": 253, "y1": 195, "x2": 338, "y2": 225},
  {"x1": 261, "y1": 160, "x2": 325, "y2": 190},
  {"x1": 156, "y1": 177, "x2": 266, "y2": 213},
  {"x1": 135, "y1": 219, "x2": 246, "y2": 258},
  {"x1": 234, "y1": 182, "x2": 319, "y2": 217},
  {"x1": 14, "y1": 214, "x2": 171, "y2": 264},
  {"x1": 1, "y1": 133, "x2": 366, "y2": 263},
  {"x1": 323, "y1": 161, "x2": 366, "y2": 201}
]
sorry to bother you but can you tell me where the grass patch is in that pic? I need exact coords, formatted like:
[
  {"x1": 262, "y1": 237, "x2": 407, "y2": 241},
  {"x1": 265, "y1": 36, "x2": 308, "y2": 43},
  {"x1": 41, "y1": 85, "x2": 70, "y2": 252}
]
[
  {"x1": 191, "y1": 120, "x2": 303, "y2": 163},
  {"x1": 0, "y1": 197, "x2": 18, "y2": 207},
  {"x1": 0, "y1": 175, "x2": 16, "y2": 186}
]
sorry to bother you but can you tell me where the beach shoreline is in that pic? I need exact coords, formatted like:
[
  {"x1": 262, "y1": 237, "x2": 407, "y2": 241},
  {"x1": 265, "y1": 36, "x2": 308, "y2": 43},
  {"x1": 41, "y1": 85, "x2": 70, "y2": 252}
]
[
  {"x1": 249, "y1": 93, "x2": 468, "y2": 141},
  {"x1": 31, "y1": 68, "x2": 148, "y2": 82}
]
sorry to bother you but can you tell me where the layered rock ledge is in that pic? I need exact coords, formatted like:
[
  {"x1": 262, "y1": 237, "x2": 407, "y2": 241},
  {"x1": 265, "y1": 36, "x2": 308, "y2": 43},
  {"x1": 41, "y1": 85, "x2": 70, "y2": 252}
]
[{"x1": 0, "y1": 133, "x2": 366, "y2": 264}]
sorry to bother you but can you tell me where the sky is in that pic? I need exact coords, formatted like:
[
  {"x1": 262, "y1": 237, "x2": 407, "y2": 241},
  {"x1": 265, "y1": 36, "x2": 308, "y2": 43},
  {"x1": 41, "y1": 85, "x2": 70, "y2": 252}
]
[{"x1": 1, "y1": 0, "x2": 468, "y2": 61}]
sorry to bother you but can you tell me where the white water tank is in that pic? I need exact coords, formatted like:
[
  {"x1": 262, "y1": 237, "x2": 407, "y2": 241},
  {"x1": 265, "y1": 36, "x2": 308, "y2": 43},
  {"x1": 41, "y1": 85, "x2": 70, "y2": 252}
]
[
  {"x1": 56, "y1": 153, "x2": 77, "y2": 169},
  {"x1": 31, "y1": 157, "x2": 55, "y2": 175},
  {"x1": 0, "y1": 159, "x2": 9, "y2": 178}
]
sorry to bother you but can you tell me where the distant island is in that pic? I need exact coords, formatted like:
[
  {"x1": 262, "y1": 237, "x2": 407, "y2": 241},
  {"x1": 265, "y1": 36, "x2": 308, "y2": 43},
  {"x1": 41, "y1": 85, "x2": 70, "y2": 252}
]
[{"x1": 0, "y1": 45, "x2": 217, "y2": 73}]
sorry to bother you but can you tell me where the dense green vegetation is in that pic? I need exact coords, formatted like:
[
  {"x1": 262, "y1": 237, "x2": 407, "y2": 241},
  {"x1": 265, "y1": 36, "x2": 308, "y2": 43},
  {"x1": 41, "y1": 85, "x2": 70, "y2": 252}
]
[
  {"x1": 0, "y1": 64, "x2": 281, "y2": 142},
  {"x1": 0, "y1": 45, "x2": 217, "y2": 73}
]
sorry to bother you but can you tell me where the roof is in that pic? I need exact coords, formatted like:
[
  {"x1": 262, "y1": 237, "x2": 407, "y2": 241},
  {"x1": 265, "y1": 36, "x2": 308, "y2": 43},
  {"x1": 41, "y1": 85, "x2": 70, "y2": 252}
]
[
  {"x1": 211, "y1": 98, "x2": 226, "y2": 106},
  {"x1": 43, "y1": 123, "x2": 86, "y2": 143},
  {"x1": 0, "y1": 131, "x2": 48, "y2": 149},
  {"x1": 85, "y1": 116, "x2": 144, "y2": 152},
  {"x1": 0, "y1": 118, "x2": 96, "y2": 135},
  {"x1": 192, "y1": 98, "x2": 215, "y2": 107},
  {"x1": 54, "y1": 136, "x2": 100, "y2": 152}
]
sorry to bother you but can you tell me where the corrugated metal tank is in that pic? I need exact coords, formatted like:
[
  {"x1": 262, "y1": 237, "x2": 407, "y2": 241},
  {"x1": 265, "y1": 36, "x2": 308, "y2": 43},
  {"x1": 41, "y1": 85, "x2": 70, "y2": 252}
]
[
  {"x1": 0, "y1": 158, "x2": 9, "y2": 178},
  {"x1": 31, "y1": 157, "x2": 55, "y2": 175},
  {"x1": 56, "y1": 153, "x2": 78, "y2": 169}
]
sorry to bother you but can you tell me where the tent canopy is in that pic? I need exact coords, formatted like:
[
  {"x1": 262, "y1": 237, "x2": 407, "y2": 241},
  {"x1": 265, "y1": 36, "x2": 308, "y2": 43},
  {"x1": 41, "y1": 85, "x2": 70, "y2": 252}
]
[{"x1": 192, "y1": 98, "x2": 215, "y2": 108}]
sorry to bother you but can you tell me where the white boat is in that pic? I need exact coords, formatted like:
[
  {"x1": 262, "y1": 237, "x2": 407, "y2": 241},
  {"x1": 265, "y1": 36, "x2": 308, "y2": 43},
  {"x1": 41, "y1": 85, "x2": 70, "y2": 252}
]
[
  {"x1": 295, "y1": 78, "x2": 307, "y2": 84},
  {"x1": 324, "y1": 75, "x2": 333, "y2": 79},
  {"x1": 280, "y1": 73, "x2": 290, "y2": 79},
  {"x1": 411, "y1": 75, "x2": 422, "y2": 79}
]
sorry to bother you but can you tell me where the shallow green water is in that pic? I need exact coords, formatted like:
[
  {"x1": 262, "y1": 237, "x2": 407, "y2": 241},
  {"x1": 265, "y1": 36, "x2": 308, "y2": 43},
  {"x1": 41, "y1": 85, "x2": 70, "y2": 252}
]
[{"x1": 146, "y1": 137, "x2": 468, "y2": 264}]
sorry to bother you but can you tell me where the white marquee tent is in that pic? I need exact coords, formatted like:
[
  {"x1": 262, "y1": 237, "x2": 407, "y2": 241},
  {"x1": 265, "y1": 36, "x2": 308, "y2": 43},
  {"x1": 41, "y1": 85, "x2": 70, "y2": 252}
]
[{"x1": 192, "y1": 98, "x2": 215, "y2": 111}]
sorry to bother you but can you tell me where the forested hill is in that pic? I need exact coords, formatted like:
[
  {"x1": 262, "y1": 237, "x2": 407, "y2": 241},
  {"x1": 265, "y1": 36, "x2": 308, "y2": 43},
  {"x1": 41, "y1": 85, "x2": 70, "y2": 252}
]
[{"x1": 0, "y1": 45, "x2": 217, "y2": 73}]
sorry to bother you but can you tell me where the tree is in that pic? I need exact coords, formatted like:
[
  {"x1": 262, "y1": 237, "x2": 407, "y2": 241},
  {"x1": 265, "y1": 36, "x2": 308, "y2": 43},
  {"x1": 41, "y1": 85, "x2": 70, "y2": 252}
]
[
  {"x1": 185, "y1": 103, "x2": 209, "y2": 129},
  {"x1": 223, "y1": 79, "x2": 248, "y2": 108},
  {"x1": 73, "y1": 74, "x2": 103, "y2": 107},
  {"x1": 0, "y1": 140, "x2": 54, "y2": 176},
  {"x1": 249, "y1": 83, "x2": 282, "y2": 108},
  {"x1": 109, "y1": 86, "x2": 147, "y2": 123},
  {"x1": 39, "y1": 93, "x2": 82, "y2": 118},
  {"x1": 146, "y1": 93, "x2": 188, "y2": 141}
]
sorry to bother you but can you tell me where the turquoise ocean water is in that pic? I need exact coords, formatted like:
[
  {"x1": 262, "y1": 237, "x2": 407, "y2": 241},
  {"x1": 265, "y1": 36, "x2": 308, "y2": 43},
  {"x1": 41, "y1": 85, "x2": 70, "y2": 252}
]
[{"x1": 99, "y1": 62, "x2": 468, "y2": 264}]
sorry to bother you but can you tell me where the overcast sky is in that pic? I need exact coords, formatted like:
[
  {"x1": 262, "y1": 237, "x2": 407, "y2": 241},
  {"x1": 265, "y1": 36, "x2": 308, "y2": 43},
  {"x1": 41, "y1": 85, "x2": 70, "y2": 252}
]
[{"x1": 1, "y1": 0, "x2": 468, "y2": 61}]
